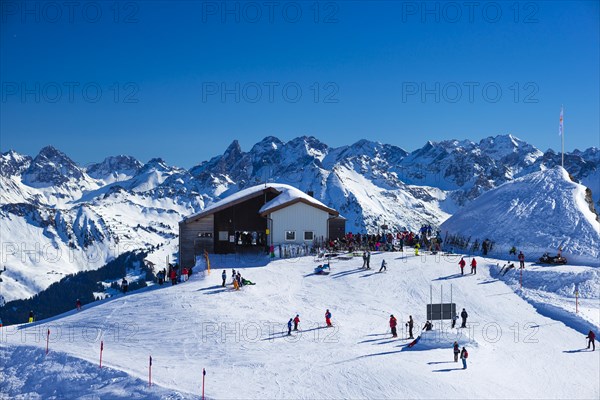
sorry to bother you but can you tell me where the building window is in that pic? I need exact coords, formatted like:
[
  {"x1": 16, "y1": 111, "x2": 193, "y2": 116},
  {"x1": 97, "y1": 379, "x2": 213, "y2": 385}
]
[
  {"x1": 285, "y1": 231, "x2": 296, "y2": 241},
  {"x1": 218, "y1": 231, "x2": 229, "y2": 241},
  {"x1": 304, "y1": 231, "x2": 314, "y2": 241}
]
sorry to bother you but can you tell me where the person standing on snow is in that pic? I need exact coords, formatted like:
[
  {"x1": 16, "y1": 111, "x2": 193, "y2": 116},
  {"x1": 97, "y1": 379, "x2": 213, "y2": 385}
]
[
  {"x1": 453, "y1": 341, "x2": 460, "y2": 362},
  {"x1": 362, "y1": 251, "x2": 367, "y2": 268},
  {"x1": 459, "y1": 258, "x2": 466, "y2": 275},
  {"x1": 170, "y1": 269, "x2": 177, "y2": 285},
  {"x1": 287, "y1": 318, "x2": 293, "y2": 336},
  {"x1": 518, "y1": 251, "x2": 525, "y2": 269},
  {"x1": 389, "y1": 314, "x2": 398, "y2": 338},
  {"x1": 460, "y1": 308, "x2": 468, "y2": 328},
  {"x1": 221, "y1": 270, "x2": 227, "y2": 287},
  {"x1": 414, "y1": 243, "x2": 420, "y2": 256},
  {"x1": 28, "y1": 310, "x2": 34, "y2": 323},
  {"x1": 406, "y1": 315, "x2": 414, "y2": 339},
  {"x1": 366, "y1": 251, "x2": 371, "y2": 269},
  {"x1": 470, "y1": 258, "x2": 477, "y2": 274},
  {"x1": 121, "y1": 278, "x2": 129, "y2": 293},
  {"x1": 76, "y1": 299, "x2": 82, "y2": 311},
  {"x1": 586, "y1": 330, "x2": 596, "y2": 351},
  {"x1": 379, "y1": 259, "x2": 387, "y2": 273},
  {"x1": 451, "y1": 313, "x2": 458, "y2": 329},
  {"x1": 325, "y1": 309, "x2": 332, "y2": 327},
  {"x1": 293, "y1": 314, "x2": 300, "y2": 331},
  {"x1": 460, "y1": 347, "x2": 468, "y2": 369}
]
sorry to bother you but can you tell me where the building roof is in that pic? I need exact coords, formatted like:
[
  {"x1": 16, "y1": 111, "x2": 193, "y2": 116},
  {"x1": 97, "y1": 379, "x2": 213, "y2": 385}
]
[{"x1": 181, "y1": 183, "x2": 338, "y2": 224}]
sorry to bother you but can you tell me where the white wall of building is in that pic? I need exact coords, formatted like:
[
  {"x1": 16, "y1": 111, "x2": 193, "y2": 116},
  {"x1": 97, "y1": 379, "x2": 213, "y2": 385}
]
[{"x1": 269, "y1": 202, "x2": 329, "y2": 245}]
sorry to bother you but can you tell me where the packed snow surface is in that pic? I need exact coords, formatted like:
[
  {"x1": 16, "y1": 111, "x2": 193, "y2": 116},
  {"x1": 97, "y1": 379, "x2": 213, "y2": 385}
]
[{"x1": 2, "y1": 251, "x2": 598, "y2": 399}]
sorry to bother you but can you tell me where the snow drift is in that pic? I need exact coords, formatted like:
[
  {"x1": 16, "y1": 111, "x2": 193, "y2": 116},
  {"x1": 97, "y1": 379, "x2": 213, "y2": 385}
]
[{"x1": 441, "y1": 166, "x2": 600, "y2": 266}]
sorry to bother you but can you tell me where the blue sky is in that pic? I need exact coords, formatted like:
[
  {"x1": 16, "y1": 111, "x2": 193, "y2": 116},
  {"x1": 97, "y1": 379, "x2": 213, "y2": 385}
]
[{"x1": 1, "y1": 1, "x2": 598, "y2": 168}]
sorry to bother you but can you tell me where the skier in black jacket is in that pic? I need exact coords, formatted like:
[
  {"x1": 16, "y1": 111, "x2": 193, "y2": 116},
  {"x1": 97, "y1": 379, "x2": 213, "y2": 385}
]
[
  {"x1": 406, "y1": 316, "x2": 414, "y2": 339},
  {"x1": 460, "y1": 308, "x2": 468, "y2": 328}
]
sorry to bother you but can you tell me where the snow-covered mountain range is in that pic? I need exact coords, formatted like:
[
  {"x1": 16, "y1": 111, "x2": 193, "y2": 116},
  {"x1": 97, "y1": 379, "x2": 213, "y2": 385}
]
[{"x1": 1, "y1": 134, "x2": 599, "y2": 302}]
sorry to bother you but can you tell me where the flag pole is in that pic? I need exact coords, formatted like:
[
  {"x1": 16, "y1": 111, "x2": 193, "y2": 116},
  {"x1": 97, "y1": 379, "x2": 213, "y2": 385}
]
[{"x1": 561, "y1": 105, "x2": 564, "y2": 169}]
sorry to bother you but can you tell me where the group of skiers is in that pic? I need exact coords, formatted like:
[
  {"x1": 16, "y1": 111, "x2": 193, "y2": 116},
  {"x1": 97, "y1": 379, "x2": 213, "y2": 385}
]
[
  {"x1": 360, "y1": 253, "x2": 389, "y2": 273},
  {"x1": 286, "y1": 309, "x2": 333, "y2": 335},
  {"x1": 224, "y1": 269, "x2": 255, "y2": 290},
  {"x1": 331, "y1": 227, "x2": 442, "y2": 254},
  {"x1": 453, "y1": 341, "x2": 469, "y2": 368},
  {"x1": 397, "y1": 309, "x2": 469, "y2": 340},
  {"x1": 458, "y1": 257, "x2": 477, "y2": 275},
  {"x1": 155, "y1": 268, "x2": 180, "y2": 285}
]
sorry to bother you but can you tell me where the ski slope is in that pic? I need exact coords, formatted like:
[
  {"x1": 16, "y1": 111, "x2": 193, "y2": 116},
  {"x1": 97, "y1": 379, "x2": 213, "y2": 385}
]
[
  {"x1": 1, "y1": 252, "x2": 598, "y2": 399},
  {"x1": 441, "y1": 166, "x2": 600, "y2": 266}
]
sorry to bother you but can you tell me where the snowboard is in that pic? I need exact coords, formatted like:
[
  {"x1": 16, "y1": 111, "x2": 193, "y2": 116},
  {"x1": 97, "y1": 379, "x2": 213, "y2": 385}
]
[{"x1": 408, "y1": 335, "x2": 421, "y2": 348}]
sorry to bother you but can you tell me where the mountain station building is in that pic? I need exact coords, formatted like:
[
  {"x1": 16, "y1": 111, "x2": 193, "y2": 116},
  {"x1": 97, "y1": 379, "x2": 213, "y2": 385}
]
[{"x1": 179, "y1": 183, "x2": 345, "y2": 266}]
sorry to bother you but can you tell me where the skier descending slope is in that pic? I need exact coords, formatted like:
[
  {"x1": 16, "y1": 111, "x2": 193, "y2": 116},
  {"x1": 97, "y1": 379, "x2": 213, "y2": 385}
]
[
  {"x1": 587, "y1": 330, "x2": 596, "y2": 351},
  {"x1": 379, "y1": 259, "x2": 387, "y2": 273}
]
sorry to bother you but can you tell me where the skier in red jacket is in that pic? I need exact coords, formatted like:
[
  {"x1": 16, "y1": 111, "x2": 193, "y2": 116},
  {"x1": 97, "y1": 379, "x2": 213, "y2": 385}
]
[
  {"x1": 293, "y1": 314, "x2": 300, "y2": 331},
  {"x1": 587, "y1": 330, "x2": 596, "y2": 351},
  {"x1": 325, "y1": 309, "x2": 332, "y2": 327},
  {"x1": 389, "y1": 314, "x2": 398, "y2": 337},
  {"x1": 470, "y1": 258, "x2": 477, "y2": 274},
  {"x1": 518, "y1": 251, "x2": 525, "y2": 269},
  {"x1": 459, "y1": 258, "x2": 466, "y2": 275}
]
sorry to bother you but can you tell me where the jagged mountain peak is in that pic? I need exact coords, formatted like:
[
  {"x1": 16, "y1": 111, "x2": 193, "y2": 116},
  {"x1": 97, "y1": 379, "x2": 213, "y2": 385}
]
[
  {"x1": 283, "y1": 135, "x2": 329, "y2": 162},
  {"x1": 140, "y1": 158, "x2": 169, "y2": 171},
  {"x1": 222, "y1": 140, "x2": 244, "y2": 161},
  {"x1": 86, "y1": 155, "x2": 142, "y2": 182},
  {"x1": 0, "y1": 150, "x2": 32, "y2": 177},
  {"x1": 38, "y1": 145, "x2": 67, "y2": 158},
  {"x1": 22, "y1": 145, "x2": 84, "y2": 187}
]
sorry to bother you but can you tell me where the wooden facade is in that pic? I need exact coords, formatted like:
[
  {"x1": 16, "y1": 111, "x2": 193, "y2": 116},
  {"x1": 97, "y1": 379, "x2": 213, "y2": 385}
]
[
  {"x1": 179, "y1": 189, "x2": 279, "y2": 267},
  {"x1": 328, "y1": 216, "x2": 347, "y2": 241},
  {"x1": 179, "y1": 185, "x2": 346, "y2": 267}
]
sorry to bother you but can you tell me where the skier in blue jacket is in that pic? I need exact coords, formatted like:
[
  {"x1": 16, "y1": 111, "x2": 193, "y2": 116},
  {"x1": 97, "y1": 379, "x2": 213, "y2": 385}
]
[{"x1": 287, "y1": 318, "x2": 293, "y2": 336}]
